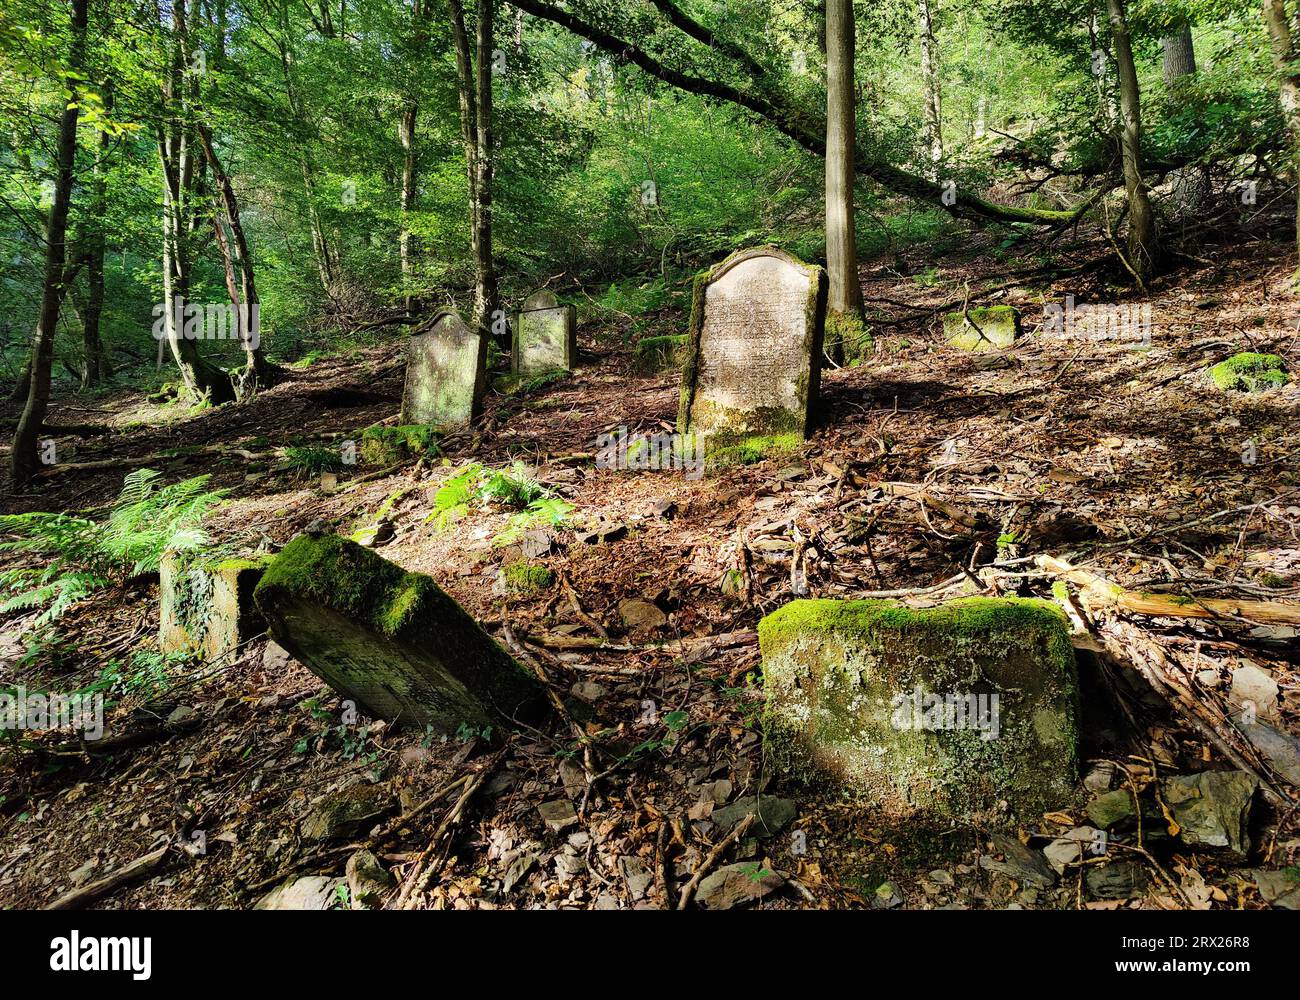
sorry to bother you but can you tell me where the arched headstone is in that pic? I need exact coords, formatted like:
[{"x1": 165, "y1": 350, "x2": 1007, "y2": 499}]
[
  {"x1": 678, "y1": 246, "x2": 826, "y2": 441},
  {"x1": 401, "y1": 309, "x2": 487, "y2": 427}
]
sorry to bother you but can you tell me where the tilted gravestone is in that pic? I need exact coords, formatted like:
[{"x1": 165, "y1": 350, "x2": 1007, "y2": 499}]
[
  {"x1": 678, "y1": 246, "x2": 826, "y2": 444},
  {"x1": 254, "y1": 534, "x2": 547, "y2": 732},
  {"x1": 160, "y1": 552, "x2": 268, "y2": 663},
  {"x1": 759, "y1": 596, "x2": 1079, "y2": 822},
  {"x1": 401, "y1": 309, "x2": 487, "y2": 427},
  {"x1": 513, "y1": 290, "x2": 577, "y2": 376}
]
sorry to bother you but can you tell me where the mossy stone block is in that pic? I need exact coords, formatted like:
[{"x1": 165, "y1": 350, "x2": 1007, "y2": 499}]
[
  {"x1": 359, "y1": 424, "x2": 440, "y2": 466},
  {"x1": 513, "y1": 291, "x2": 577, "y2": 376},
  {"x1": 402, "y1": 310, "x2": 487, "y2": 427},
  {"x1": 160, "y1": 552, "x2": 269, "y2": 663},
  {"x1": 633, "y1": 334, "x2": 689, "y2": 375},
  {"x1": 943, "y1": 306, "x2": 1020, "y2": 352},
  {"x1": 253, "y1": 534, "x2": 546, "y2": 733},
  {"x1": 758, "y1": 596, "x2": 1079, "y2": 822},
  {"x1": 1207, "y1": 352, "x2": 1287, "y2": 393}
]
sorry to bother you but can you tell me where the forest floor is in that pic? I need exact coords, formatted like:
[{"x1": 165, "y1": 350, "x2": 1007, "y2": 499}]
[{"x1": 1, "y1": 209, "x2": 1298, "y2": 910}]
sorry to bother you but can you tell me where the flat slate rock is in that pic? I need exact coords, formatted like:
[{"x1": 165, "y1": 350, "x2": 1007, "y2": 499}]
[
  {"x1": 1163, "y1": 770, "x2": 1257, "y2": 858},
  {"x1": 254, "y1": 534, "x2": 546, "y2": 733},
  {"x1": 695, "y1": 862, "x2": 784, "y2": 910},
  {"x1": 711, "y1": 795, "x2": 797, "y2": 837}
]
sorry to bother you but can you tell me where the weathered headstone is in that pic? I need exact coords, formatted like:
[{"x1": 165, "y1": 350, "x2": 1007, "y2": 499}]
[
  {"x1": 678, "y1": 246, "x2": 826, "y2": 444},
  {"x1": 160, "y1": 552, "x2": 268, "y2": 662},
  {"x1": 942, "y1": 305, "x2": 1020, "y2": 352},
  {"x1": 759, "y1": 597, "x2": 1079, "y2": 822},
  {"x1": 513, "y1": 290, "x2": 577, "y2": 376},
  {"x1": 253, "y1": 534, "x2": 546, "y2": 732},
  {"x1": 401, "y1": 309, "x2": 487, "y2": 427}
]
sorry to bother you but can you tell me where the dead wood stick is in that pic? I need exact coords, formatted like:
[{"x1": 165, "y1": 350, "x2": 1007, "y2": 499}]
[
  {"x1": 675, "y1": 813, "x2": 757, "y2": 910},
  {"x1": 880, "y1": 482, "x2": 983, "y2": 530},
  {"x1": 44, "y1": 844, "x2": 170, "y2": 910},
  {"x1": 1037, "y1": 555, "x2": 1300, "y2": 626},
  {"x1": 392, "y1": 766, "x2": 494, "y2": 909},
  {"x1": 560, "y1": 571, "x2": 609, "y2": 640}
]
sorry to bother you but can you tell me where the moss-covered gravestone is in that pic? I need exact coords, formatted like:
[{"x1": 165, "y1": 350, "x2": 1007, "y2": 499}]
[
  {"x1": 160, "y1": 552, "x2": 268, "y2": 662},
  {"x1": 759, "y1": 597, "x2": 1079, "y2": 821},
  {"x1": 942, "y1": 305, "x2": 1019, "y2": 352},
  {"x1": 513, "y1": 290, "x2": 577, "y2": 376},
  {"x1": 401, "y1": 310, "x2": 487, "y2": 428},
  {"x1": 678, "y1": 246, "x2": 826, "y2": 447},
  {"x1": 253, "y1": 534, "x2": 546, "y2": 732}
]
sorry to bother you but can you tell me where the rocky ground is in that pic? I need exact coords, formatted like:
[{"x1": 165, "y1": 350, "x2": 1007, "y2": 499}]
[{"x1": 0, "y1": 211, "x2": 1298, "y2": 910}]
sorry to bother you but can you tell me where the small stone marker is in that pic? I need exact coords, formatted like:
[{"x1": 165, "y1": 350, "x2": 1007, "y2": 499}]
[
  {"x1": 942, "y1": 305, "x2": 1019, "y2": 352},
  {"x1": 513, "y1": 290, "x2": 577, "y2": 376},
  {"x1": 253, "y1": 534, "x2": 546, "y2": 732},
  {"x1": 678, "y1": 246, "x2": 826, "y2": 443},
  {"x1": 160, "y1": 553, "x2": 268, "y2": 662},
  {"x1": 401, "y1": 309, "x2": 487, "y2": 427},
  {"x1": 758, "y1": 596, "x2": 1079, "y2": 821}
]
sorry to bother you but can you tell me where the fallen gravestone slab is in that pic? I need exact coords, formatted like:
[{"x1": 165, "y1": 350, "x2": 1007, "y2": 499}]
[
  {"x1": 513, "y1": 290, "x2": 577, "y2": 376},
  {"x1": 253, "y1": 534, "x2": 546, "y2": 732},
  {"x1": 942, "y1": 305, "x2": 1019, "y2": 352},
  {"x1": 160, "y1": 552, "x2": 268, "y2": 662},
  {"x1": 678, "y1": 246, "x2": 826, "y2": 451},
  {"x1": 402, "y1": 309, "x2": 487, "y2": 427},
  {"x1": 759, "y1": 597, "x2": 1079, "y2": 822}
]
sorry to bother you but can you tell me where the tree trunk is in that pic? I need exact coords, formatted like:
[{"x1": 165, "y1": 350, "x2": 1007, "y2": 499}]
[
  {"x1": 1106, "y1": 0, "x2": 1159, "y2": 283},
  {"x1": 1161, "y1": 22, "x2": 1196, "y2": 86},
  {"x1": 399, "y1": 99, "x2": 418, "y2": 316},
  {"x1": 11, "y1": 0, "x2": 88, "y2": 486},
  {"x1": 1263, "y1": 0, "x2": 1300, "y2": 268},
  {"x1": 197, "y1": 124, "x2": 275, "y2": 390},
  {"x1": 823, "y1": 0, "x2": 865, "y2": 363},
  {"x1": 918, "y1": 0, "x2": 943, "y2": 168},
  {"x1": 80, "y1": 84, "x2": 112, "y2": 389},
  {"x1": 158, "y1": 0, "x2": 234, "y2": 404},
  {"x1": 447, "y1": 0, "x2": 501, "y2": 341}
]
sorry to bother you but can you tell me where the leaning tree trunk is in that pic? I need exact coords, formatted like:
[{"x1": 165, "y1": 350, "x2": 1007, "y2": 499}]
[
  {"x1": 12, "y1": 0, "x2": 88, "y2": 485},
  {"x1": 1106, "y1": 0, "x2": 1159, "y2": 283},
  {"x1": 823, "y1": 0, "x2": 866, "y2": 363},
  {"x1": 918, "y1": 0, "x2": 943, "y2": 169},
  {"x1": 197, "y1": 124, "x2": 275, "y2": 391},
  {"x1": 1263, "y1": 0, "x2": 1300, "y2": 270}
]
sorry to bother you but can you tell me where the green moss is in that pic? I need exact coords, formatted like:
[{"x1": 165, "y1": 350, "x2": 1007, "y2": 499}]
[
  {"x1": 943, "y1": 305, "x2": 1020, "y2": 352},
  {"x1": 758, "y1": 596, "x2": 1079, "y2": 821},
  {"x1": 502, "y1": 560, "x2": 554, "y2": 595},
  {"x1": 359, "y1": 424, "x2": 441, "y2": 466},
  {"x1": 253, "y1": 535, "x2": 545, "y2": 732},
  {"x1": 1208, "y1": 352, "x2": 1288, "y2": 392},
  {"x1": 825, "y1": 311, "x2": 873, "y2": 366},
  {"x1": 706, "y1": 432, "x2": 803, "y2": 469},
  {"x1": 633, "y1": 334, "x2": 689, "y2": 374}
]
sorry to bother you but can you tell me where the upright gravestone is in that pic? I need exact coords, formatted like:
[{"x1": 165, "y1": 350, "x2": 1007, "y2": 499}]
[
  {"x1": 678, "y1": 246, "x2": 826, "y2": 443},
  {"x1": 513, "y1": 290, "x2": 577, "y2": 376},
  {"x1": 401, "y1": 309, "x2": 486, "y2": 427}
]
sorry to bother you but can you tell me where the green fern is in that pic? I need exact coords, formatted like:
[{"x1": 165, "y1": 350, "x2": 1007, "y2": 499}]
[{"x1": 0, "y1": 469, "x2": 224, "y2": 627}]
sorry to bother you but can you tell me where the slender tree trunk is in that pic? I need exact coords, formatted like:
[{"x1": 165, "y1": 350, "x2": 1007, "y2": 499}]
[
  {"x1": 824, "y1": 0, "x2": 865, "y2": 363},
  {"x1": 12, "y1": 0, "x2": 88, "y2": 485},
  {"x1": 80, "y1": 84, "x2": 112, "y2": 389},
  {"x1": 1263, "y1": 0, "x2": 1300, "y2": 267},
  {"x1": 447, "y1": 0, "x2": 501, "y2": 341},
  {"x1": 197, "y1": 124, "x2": 274, "y2": 389},
  {"x1": 917, "y1": 0, "x2": 943, "y2": 168},
  {"x1": 473, "y1": 0, "x2": 500, "y2": 339},
  {"x1": 399, "y1": 100, "x2": 418, "y2": 315},
  {"x1": 158, "y1": 0, "x2": 233, "y2": 404},
  {"x1": 1106, "y1": 0, "x2": 1159, "y2": 283}
]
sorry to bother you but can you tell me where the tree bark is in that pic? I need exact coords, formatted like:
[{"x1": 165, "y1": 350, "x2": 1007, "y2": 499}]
[
  {"x1": 823, "y1": 0, "x2": 864, "y2": 363},
  {"x1": 80, "y1": 84, "x2": 112, "y2": 389},
  {"x1": 1161, "y1": 22, "x2": 1196, "y2": 87},
  {"x1": 1106, "y1": 0, "x2": 1159, "y2": 282},
  {"x1": 918, "y1": 0, "x2": 943, "y2": 167},
  {"x1": 11, "y1": 0, "x2": 89, "y2": 486},
  {"x1": 1263, "y1": 0, "x2": 1300, "y2": 267}
]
